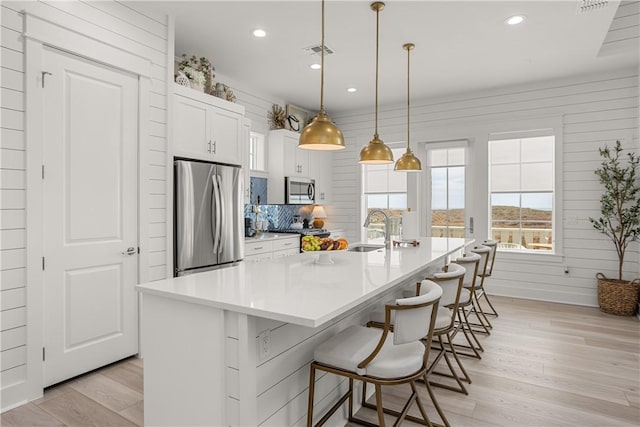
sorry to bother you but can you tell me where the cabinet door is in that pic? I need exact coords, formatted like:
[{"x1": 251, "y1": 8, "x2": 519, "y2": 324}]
[
  {"x1": 242, "y1": 119, "x2": 251, "y2": 204},
  {"x1": 309, "y1": 151, "x2": 332, "y2": 203},
  {"x1": 174, "y1": 95, "x2": 211, "y2": 161},
  {"x1": 211, "y1": 108, "x2": 242, "y2": 166},
  {"x1": 283, "y1": 136, "x2": 299, "y2": 176}
]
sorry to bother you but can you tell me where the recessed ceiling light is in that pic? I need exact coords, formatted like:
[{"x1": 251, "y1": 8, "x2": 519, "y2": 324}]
[
  {"x1": 310, "y1": 63, "x2": 321, "y2": 70},
  {"x1": 253, "y1": 29, "x2": 266, "y2": 38},
  {"x1": 347, "y1": 87, "x2": 357, "y2": 93},
  {"x1": 506, "y1": 15, "x2": 525, "y2": 25}
]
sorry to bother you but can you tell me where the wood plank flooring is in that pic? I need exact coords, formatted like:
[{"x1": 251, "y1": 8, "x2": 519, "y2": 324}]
[{"x1": 2, "y1": 296, "x2": 639, "y2": 426}]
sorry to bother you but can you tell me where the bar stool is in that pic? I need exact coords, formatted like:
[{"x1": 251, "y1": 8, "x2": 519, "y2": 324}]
[
  {"x1": 423, "y1": 263, "x2": 471, "y2": 395},
  {"x1": 478, "y1": 239, "x2": 500, "y2": 317},
  {"x1": 307, "y1": 282, "x2": 443, "y2": 427},
  {"x1": 468, "y1": 245, "x2": 493, "y2": 333},
  {"x1": 451, "y1": 252, "x2": 484, "y2": 359}
]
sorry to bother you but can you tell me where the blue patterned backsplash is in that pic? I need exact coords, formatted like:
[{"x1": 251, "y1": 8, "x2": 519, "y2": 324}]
[
  {"x1": 243, "y1": 203, "x2": 314, "y2": 229},
  {"x1": 249, "y1": 177, "x2": 267, "y2": 205}
]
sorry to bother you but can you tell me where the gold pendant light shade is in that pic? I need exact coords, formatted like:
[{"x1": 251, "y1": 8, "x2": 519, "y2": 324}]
[
  {"x1": 359, "y1": 2, "x2": 394, "y2": 165},
  {"x1": 394, "y1": 42, "x2": 421, "y2": 172},
  {"x1": 299, "y1": 109, "x2": 345, "y2": 150},
  {"x1": 298, "y1": 0, "x2": 345, "y2": 151},
  {"x1": 360, "y1": 134, "x2": 394, "y2": 164}
]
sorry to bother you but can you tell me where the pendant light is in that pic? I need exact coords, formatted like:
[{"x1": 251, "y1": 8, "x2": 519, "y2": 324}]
[
  {"x1": 359, "y1": 1, "x2": 393, "y2": 165},
  {"x1": 298, "y1": 0, "x2": 345, "y2": 151},
  {"x1": 394, "y1": 43, "x2": 422, "y2": 172}
]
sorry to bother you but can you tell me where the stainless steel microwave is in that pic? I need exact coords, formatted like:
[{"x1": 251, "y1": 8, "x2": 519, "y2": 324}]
[{"x1": 285, "y1": 177, "x2": 315, "y2": 204}]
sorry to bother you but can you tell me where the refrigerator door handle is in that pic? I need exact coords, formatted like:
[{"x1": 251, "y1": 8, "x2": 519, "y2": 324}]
[
  {"x1": 215, "y1": 174, "x2": 224, "y2": 254},
  {"x1": 211, "y1": 174, "x2": 222, "y2": 255}
]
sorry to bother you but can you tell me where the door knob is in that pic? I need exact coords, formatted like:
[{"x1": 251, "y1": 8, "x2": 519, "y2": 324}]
[{"x1": 122, "y1": 247, "x2": 136, "y2": 256}]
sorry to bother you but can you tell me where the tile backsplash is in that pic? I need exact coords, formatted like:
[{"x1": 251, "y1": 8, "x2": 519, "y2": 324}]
[{"x1": 243, "y1": 203, "x2": 314, "y2": 229}]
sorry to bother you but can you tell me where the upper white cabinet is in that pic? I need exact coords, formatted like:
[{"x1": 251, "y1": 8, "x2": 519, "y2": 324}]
[
  {"x1": 242, "y1": 118, "x2": 252, "y2": 204},
  {"x1": 173, "y1": 85, "x2": 244, "y2": 166},
  {"x1": 268, "y1": 129, "x2": 333, "y2": 204},
  {"x1": 309, "y1": 150, "x2": 332, "y2": 203}
]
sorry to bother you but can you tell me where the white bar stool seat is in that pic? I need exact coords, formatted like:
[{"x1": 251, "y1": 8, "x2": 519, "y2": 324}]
[{"x1": 307, "y1": 282, "x2": 444, "y2": 427}]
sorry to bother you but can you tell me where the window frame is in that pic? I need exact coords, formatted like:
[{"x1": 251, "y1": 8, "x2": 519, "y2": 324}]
[{"x1": 487, "y1": 121, "x2": 563, "y2": 258}]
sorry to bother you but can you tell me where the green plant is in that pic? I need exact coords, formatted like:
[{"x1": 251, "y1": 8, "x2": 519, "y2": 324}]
[
  {"x1": 178, "y1": 54, "x2": 214, "y2": 89},
  {"x1": 589, "y1": 140, "x2": 640, "y2": 280}
]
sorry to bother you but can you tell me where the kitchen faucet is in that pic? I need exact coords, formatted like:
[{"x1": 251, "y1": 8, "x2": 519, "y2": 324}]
[{"x1": 363, "y1": 209, "x2": 391, "y2": 249}]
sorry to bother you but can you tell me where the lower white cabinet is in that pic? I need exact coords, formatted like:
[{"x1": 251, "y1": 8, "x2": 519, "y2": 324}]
[{"x1": 244, "y1": 236, "x2": 300, "y2": 263}]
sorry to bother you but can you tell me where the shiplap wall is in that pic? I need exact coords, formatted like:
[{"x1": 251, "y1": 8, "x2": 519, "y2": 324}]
[
  {"x1": 0, "y1": 0, "x2": 169, "y2": 410},
  {"x1": 331, "y1": 68, "x2": 639, "y2": 307},
  {"x1": 600, "y1": 1, "x2": 640, "y2": 55}
]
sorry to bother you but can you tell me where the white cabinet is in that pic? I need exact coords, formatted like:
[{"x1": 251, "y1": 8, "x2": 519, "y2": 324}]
[
  {"x1": 173, "y1": 84, "x2": 244, "y2": 166},
  {"x1": 242, "y1": 118, "x2": 252, "y2": 204},
  {"x1": 267, "y1": 129, "x2": 334, "y2": 204},
  {"x1": 244, "y1": 236, "x2": 300, "y2": 263},
  {"x1": 308, "y1": 151, "x2": 333, "y2": 203}
]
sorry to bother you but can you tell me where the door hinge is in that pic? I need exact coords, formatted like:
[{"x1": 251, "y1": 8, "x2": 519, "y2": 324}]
[
  {"x1": 42, "y1": 165, "x2": 45, "y2": 179},
  {"x1": 42, "y1": 257, "x2": 45, "y2": 270},
  {"x1": 42, "y1": 347, "x2": 45, "y2": 361}
]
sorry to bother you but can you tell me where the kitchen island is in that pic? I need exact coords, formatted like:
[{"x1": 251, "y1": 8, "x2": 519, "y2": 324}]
[{"x1": 137, "y1": 237, "x2": 471, "y2": 426}]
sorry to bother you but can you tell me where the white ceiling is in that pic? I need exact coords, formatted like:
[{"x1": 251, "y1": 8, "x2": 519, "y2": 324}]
[{"x1": 137, "y1": 1, "x2": 638, "y2": 114}]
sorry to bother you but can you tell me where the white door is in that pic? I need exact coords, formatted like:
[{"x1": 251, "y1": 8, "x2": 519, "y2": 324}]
[
  {"x1": 425, "y1": 143, "x2": 471, "y2": 238},
  {"x1": 42, "y1": 47, "x2": 139, "y2": 387}
]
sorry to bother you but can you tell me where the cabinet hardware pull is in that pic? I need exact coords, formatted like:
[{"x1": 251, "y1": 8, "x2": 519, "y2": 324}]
[
  {"x1": 254, "y1": 246, "x2": 263, "y2": 250},
  {"x1": 208, "y1": 141, "x2": 212, "y2": 153},
  {"x1": 213, "y1": 140, "x2": 217, "y2": 153}
]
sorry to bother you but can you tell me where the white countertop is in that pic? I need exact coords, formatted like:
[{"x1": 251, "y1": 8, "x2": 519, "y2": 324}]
[
  {"x1": 244, "y1": 232, "x2": 299, "y2": 242},
  {"x1": 136, "y1": 237, "x2": 471, "y2": 328}
]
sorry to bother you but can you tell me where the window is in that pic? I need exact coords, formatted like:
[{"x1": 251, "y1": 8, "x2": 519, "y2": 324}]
[
  {"x1": 362, "y1": 147, "x2": 406, "y2": 241},
  {"x1": 489, "y1": 133, "x2": 555, "y2": 252},
  {"x1": 249, "y1": 132, "x2": 266, "y2": 171},
  {"x1": 428, "y1": 147, "x2": 466, "y2": 238}
]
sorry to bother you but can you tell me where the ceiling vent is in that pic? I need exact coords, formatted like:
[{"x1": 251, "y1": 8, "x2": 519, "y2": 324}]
[
  {"x1": 578, "y1": 0, "x2": 609, "y2": 13},
  {"x1": 303, "y1": 44, "x2": 334, "y2": 56}
]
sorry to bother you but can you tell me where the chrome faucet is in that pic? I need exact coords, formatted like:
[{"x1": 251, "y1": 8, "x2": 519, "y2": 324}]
[{"x1": 363, "y1": 209, "x2": 391, "y2": 249}]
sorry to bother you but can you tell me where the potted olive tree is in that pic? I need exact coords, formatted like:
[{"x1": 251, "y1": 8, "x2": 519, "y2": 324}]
[{"x1": 589, "y1": 140, "x2": 640, "y2": 315}]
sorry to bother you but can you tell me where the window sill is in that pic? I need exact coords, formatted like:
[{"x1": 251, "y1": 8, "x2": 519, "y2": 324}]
[{"x1": 497, "y1": 250, "x2": 563, "y2": 264}]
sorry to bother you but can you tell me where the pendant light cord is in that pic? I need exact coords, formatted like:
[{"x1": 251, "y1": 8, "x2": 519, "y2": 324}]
[
  {"x1": 374, "y1": 5, "x2": 379, "y2": 137},
  {"x1": 319, "y1": 0, "x2": 325, "y2": 112},
  {"x1": 406, "y1": 45, "x2": 410, "y2": 152}
]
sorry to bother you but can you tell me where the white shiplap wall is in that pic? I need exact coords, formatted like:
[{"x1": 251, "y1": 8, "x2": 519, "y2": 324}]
[
  {"x1": 331, "y1": 68, "x2": 640, "y2": 307},
  {"x1": 0, "y1": 0, "x2": 169, "y2": 410},
  {"x1": 600, "y1": 0, "x2": 640, "y2": 56}
]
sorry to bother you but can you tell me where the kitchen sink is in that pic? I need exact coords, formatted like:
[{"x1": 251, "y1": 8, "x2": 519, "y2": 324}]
[{"x1": 348, "y1": 244, "x2": 385, "y2": 253}]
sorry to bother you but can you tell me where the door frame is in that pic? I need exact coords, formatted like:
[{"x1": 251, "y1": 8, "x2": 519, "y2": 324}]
[
  {"x1": 23, "y1": 12, "x2": 154, "y2": 402},
  {"x1": 421, "y1": 140, "x2": 473, "y2": 239}
]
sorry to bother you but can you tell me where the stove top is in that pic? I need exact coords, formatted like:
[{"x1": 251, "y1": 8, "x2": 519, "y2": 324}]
[{"x1": 269, "y1": 228, "x2": 329, "y2": 236}]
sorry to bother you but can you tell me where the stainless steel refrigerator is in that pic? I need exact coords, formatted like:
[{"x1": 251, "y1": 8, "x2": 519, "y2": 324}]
[{"x1": 174, "y1": 159, "x2": 244, "y2": 277}]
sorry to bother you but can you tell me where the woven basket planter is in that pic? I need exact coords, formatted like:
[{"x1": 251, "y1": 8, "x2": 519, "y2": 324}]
[{"x1": 597, "y1": 273, "x2": 640, "y2": 316}]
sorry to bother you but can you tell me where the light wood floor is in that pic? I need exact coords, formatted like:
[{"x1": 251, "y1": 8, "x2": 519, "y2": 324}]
[{"x1": 2, "y1": 296, "x2": 639, "y2": 427}]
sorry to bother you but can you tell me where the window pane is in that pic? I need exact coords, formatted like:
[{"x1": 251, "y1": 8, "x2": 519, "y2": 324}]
[
  {"x1": 521, "y1": 162, "x2": 553, "y2": 191},
  {"x1": 448, "y1": 148, "x2": 465, "y2": 166},
  {"x1": 491, "y1": 193, "x2": 519, "y2": 221},
  {"x1": 491, "y1": 164, "x2": 520, "y2": 191},
  {"x1": 388, "y1": 168, "x2": 407, "y2": 192},
  {"x1": 491, "y1": 221, "x2": 523, "y2": 249},
  {"x1": 448, "y1": 167, "x2": 465, "y2": 210},
  {"x1": 365, "y1": 170, "x2": 389, "y2": 193},
  {"x1": 431, "y1": 168, "x2": 447, "y2": 210},
  {"x1": 490, "y1": 139, "x2": 520, "y2": 164},
  {"x1": 367, "y1": 194, "x2": 387, "y2": 209},
  {"x1": 522, "y1": 222, "x2": 552, "y2": 250},
  {"x1": 389, "y1": 194, "x2": 407, "y2": 210},
  {"x1": 521, "y1": 136, "x2": 553, "y2": 163},
  {"x1": 429, "y1": 149, "x2": 447, "y2": 167},
  {"x1": 522, "y1": 193, "x2": 552, "y2": 212}
]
